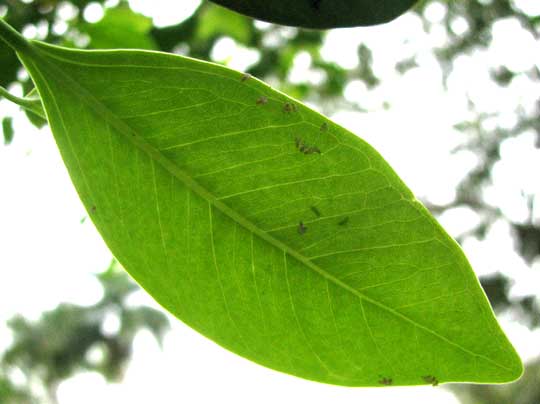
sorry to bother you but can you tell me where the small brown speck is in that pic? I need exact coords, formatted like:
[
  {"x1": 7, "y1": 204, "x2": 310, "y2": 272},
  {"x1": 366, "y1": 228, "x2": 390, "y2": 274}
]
[
  {"x1": 90, "y1": 205, "x2": 96, "y2": 213},
  {"x1": 241, "y1": 73, "x2": 251, "y2": 82},
  {"x1": 422, "y1": 375, "x2": 439, "y2": 386},
  {"x1": 338, "y1": 216, "x2": 349, "y2": 226},
  {"x1": 320, "y1": 122, "x2": 328, "y2": 132},
  {"x1": 295, "y1": 137, "x2": 320, "y2": 155},
  {"x1": 298, "y1": 221, "x2": 307, "y2": 235},
  {"x1": 378, "y1": 377, "x2": 392, "y2": 386},
  {"x1": 256, "y1": 96, "x2": 268, "y2": 105},
  {"x1": 283, "y1": 102, "x2": 297, "y2": 113},
  {"x1": 304, "y1": 146, "x2": 321, "y2": 154}
]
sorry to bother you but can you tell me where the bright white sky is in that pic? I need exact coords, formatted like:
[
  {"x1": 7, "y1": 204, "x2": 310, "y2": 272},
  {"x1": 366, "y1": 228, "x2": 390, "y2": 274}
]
[{"x1": 1, "y1": 1, "x2": 540, "y2": 403}]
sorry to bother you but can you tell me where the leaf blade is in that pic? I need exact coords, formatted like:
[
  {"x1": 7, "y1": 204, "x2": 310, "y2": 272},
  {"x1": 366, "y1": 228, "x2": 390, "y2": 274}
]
[
  {"x1": 208, "y1": 0, "x2": 419, "y2": 28},
  {"x1": 17, "y1": 40, "x2": 523, "y2": 386}
]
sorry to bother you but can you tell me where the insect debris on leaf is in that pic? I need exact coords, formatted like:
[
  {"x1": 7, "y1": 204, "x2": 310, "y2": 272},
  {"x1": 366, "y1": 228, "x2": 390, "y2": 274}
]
[
  {"x1": 283, "y1": 102, "x2": 297, "y2": 113},
  {"x1": 298, "y1": 221, "x2": 307, "y2": 235},
  {"x1": 320, "y1": 122, "x2": 328, "y2": 132},
  {"x1": 256, "y1": 96, "x2": 268, "y2": 105},
  {"x1": 295, "y1": 137, "x2": 307, "y2": 152},
  {"x1": 241, "y1": 73, "x2": 251, "y2": 82},
  {"x1": 422, "y1": 375, "x2": 439, "y2": 386},
  {"x1": 378, "y1": 377, "x2": 392, "y2": 386},
  {"x1": 295, "y1": 137, "x2": 321, "y2": 155},
  {"x1": 303, "y1": 146, "x2": 321, "y2": 154}
]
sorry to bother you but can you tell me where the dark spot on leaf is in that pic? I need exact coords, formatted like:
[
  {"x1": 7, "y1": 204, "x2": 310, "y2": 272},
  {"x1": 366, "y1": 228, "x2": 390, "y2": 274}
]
[
  {"x1": 298, "y1": 221, "x2": 307, "y2": 235},
  {"x1": 91, "y1": 205, "x2": 97, "y2": 213},
  {"x1": 338, "y1": 217, "x2": 349, "y2": 226},
  {"x1": 320, "y1": 122, "x2": 328, "y2": 132},
  {"x1": 295, "y1": 137, "x2": 321, "y2": 155},
  {"x1": 283, "y1": 102, "x2": 297, "y2": 113},
  {"x1": 295, "y1": 137, "x2": 306, "y2": 152},
  {"x1": 422, "y1": 375, "x2": 439, "y2": 386},
  {"x1": 378, "y1": 376, "x2": 392, "y2": 386},
  {"x1": 309, "y1": 0, "x2": 322, "y2": 10},
  {"x1": 310, "y1": 206, "x2": 321, "y2": 217},
  {"x1": 304, "y1": 146, "x2": 321, "y2": 154},
  {"x1": 241, "y1": 73, "x2": 251, "y2": 82},
  {"x1": 256, "y1": 96, "x2": 268, "y2": 105}
]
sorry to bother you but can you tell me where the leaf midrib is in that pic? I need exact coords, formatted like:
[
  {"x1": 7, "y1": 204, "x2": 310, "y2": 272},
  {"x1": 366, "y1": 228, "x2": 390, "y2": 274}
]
[{"x1": 24, "y1": 42, "x2": 512, "y2": 372}]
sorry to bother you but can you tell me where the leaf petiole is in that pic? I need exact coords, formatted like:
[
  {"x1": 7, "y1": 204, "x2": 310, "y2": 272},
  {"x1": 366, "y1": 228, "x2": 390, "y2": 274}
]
[
  {"x1": 0, "y1": 86, "x2": 46, "y2": 119},
  {"x1": 0, "y1": 18, "x2": 31, "y2": 53}
]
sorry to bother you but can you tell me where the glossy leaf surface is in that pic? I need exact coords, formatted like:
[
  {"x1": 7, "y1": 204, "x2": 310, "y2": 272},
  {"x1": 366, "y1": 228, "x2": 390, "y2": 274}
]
[
  {"x1": 1, "y1": 21, "x2": 522, "y2": 386},
  {"x1": 208, "y1": 0, "x2": 418, "y2": 28}
]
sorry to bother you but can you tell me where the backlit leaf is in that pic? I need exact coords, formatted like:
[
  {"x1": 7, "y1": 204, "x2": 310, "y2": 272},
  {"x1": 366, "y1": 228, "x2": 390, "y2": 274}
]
[
  {"x1": 2, "y1": 116, "x2": 14, "y2": 145},
  {"x1": 0, "y1": 20, "x2": 523, "y2": 386},
  {"x1": 196, "y1": 4, "x2": 252, "y2": 45},
  {"x1": 80, "y1": 5, "x2": 158, "y2": 50}
]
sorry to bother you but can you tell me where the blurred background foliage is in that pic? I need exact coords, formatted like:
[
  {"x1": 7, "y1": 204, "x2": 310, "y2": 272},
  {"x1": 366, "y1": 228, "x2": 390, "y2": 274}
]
[
  {"x1": 1, "y1": 260, "x2": 169, "y2": 403},
  {"x1": 0, "y1": 0, "x2": 539, "y2": 403}
]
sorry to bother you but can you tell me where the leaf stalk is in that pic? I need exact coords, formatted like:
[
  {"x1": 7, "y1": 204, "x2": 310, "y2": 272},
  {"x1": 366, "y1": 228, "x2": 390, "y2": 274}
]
[
  {"x1": 0, "y1": 86, "x2": 46, "y2": 119},
  {"x1": 0, "y1": 18, "x2": 31, "y2": 53}
]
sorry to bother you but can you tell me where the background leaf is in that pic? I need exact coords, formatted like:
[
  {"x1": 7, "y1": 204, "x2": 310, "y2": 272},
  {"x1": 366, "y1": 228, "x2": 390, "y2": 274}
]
[
  {"x1": 2, "y1": 117, "x2": 14, "y2": 145},
  {"x1": 80, "y1": 5, "x2": 158, "y2": 50},
  {"x1": 195, "y1": 4, "x2": 252, "y2": 44},
  {"x1": 208, "y1": 0, "x2": 419, "y2": 28},
  {"x1": 3, "y1": 24, "x2": 523, "y2": 386}
]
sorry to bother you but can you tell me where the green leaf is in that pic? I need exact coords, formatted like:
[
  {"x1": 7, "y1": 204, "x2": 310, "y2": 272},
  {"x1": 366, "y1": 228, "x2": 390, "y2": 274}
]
[
  {"x1": 21, "y1": 86, "x2": 48, "y2": 128},
  {"x1": 208, "y1": 0, "x2": 419, "y2": 29},
  {"x1": 2, "y1": 116, "x2": 14, "y2": 145},
  {"x1": 196, "y1": 4, "x2": 252, "y2": 45},
  {"x1": 0, "y1": 19, "x2": 523, "y2": 386},
  {"x1": 0, "y1": 85, "x2": 46, "y2": 121},
  {"x1": 80, "y1": 5, "x2": 158, "y2": 50},
  {"x1": 0, "y1": 40, "x2": 20, "y2": 87}
]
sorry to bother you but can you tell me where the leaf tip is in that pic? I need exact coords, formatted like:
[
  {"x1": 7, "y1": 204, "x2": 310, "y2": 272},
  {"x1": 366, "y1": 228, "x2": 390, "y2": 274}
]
[{"x1": 503, "y1": 353, "x2": 525, "y2": 383}]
